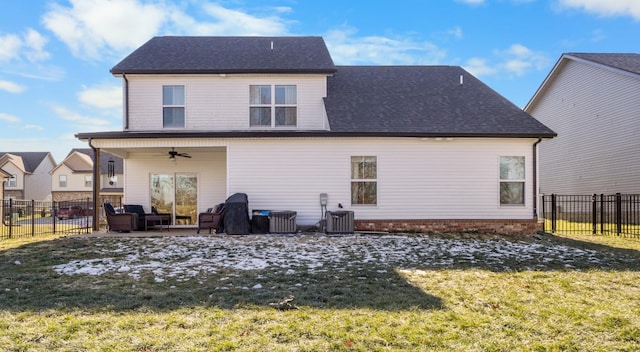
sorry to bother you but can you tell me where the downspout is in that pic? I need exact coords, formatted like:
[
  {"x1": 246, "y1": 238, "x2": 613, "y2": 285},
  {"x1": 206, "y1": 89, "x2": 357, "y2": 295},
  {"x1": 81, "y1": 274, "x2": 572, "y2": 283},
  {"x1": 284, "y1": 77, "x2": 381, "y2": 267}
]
[
  {"x1": 88, "y1": 138, "x2": 101, "y2": 231},
  {"x1": 123, "y1": 73, "x2": 129, "y2": 130},
  {"x1": 532, "y1": 138, "x2": 542, "y2": 219}
]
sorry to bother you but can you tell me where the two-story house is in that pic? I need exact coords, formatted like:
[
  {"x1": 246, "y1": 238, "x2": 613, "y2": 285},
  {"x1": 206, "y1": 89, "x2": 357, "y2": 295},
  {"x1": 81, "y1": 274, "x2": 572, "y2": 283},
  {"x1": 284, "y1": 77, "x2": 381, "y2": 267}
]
[
  {"x1": 525, "y1": 53, "x2": 640, "y2": 195},
  {"x1": 76, "y1": 36, "x2": 555, "y2": 234},
  {"x1": 50, "y1": 149, "x2": 124, "y2": 205},
  {"x1": 0, "y1": 152, "x2": 56, "y2": 201}
]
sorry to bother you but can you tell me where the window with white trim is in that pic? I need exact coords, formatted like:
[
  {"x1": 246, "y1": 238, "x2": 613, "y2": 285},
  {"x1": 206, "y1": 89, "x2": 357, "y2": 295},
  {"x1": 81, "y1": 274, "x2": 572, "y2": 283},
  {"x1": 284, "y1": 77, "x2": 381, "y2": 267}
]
[
  {"x1": 163, "y1": 85, "x2": 185, "y2": 128},
  {"x1": 59, "y1": 175, "x2": 67, "y2": 188},
  {"x1": 84, "y1": 175, "x2": 92, "y2": 187},
  {"x1": 250, "y1": 85, "x2": 297, "y2": 127},
  {"x1": 499, "y1": 156, "x2": 525, "y2": 205},
  {"x1": 7, "y1": 174, "x2": 16, "y2": 187},
  {"x1": 351, "y1": 156, "x2": 377, "y2": 205}
]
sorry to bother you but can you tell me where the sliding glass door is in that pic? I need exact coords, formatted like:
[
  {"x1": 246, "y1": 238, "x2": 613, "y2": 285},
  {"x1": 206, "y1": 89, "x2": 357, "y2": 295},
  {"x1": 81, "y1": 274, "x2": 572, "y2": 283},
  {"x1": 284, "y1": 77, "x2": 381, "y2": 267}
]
[{"x1": 150, "y1": 173, "x2": 197, "y2": 225}]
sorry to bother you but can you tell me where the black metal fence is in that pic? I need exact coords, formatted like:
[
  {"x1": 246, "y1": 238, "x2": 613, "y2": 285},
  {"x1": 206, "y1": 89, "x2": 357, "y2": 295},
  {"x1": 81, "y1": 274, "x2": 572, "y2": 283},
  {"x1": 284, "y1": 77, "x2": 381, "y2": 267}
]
[
  {"x1": 1, "y1": 198, "x2": 95, "y2": 239},
  {"x1": 541, "y1": 193, "x2": 640, "y2": 237}
]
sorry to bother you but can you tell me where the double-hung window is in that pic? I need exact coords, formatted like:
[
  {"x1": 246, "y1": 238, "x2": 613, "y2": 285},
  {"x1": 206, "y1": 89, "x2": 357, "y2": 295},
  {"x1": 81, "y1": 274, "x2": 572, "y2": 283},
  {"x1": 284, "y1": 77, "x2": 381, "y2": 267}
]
[
  {"x1": 499, "y1": 156, "x2": 525, "y2": 205},
  {"x1": 250, "y1": 85, "x2": 297, "y2": 127},
  {"x1": 59, "y1": 175, "x2": 67, "y2": 188},
  {"x1": 7, "y1": 175, "x2": 16, "y2": 187},
  {"x1": 351, "y1": 156, "x2": 377, "y2": 205},
  {"x1": 163, "y1": 85, "x2": 185, "y2": 128},
  {"x1": 84, "y1": 175, "x2": 92, "y2": 187}
]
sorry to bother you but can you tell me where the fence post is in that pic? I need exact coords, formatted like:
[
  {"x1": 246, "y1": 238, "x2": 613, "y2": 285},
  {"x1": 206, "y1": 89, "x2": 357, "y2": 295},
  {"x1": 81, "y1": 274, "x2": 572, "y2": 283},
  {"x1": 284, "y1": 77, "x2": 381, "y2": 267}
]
[
  {"x1": 31, "y1": 199, "x2": 35, "y2": 236},
  {"x1": 8, "y1": 198, "x2": 13, "y2": 239},
  {"x1": 592, "y1": 194, "x2": 597, "y2": 234},
  {"x1": 551, "y1": 194, "x2": 557, "y2": 233},
  {"x1": 616, "y1": 193, "x2": 622, "y2": 236},
  {"x1": 541, "y1": 194, "x2": 547, "y2": 232},
  {"x1": 600, "y1": 194, "x2": 605, "y2": 234},
  {"x1": 52, "y1": 201, "x2": 56, "y2": 234}
]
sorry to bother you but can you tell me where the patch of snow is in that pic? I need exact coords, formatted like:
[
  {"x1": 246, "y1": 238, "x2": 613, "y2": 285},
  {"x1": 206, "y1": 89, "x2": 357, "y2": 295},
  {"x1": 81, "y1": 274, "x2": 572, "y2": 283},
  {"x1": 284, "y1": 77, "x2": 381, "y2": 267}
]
[{"x1": 51, "y1": 234, "x2": 616, "y2": 282}]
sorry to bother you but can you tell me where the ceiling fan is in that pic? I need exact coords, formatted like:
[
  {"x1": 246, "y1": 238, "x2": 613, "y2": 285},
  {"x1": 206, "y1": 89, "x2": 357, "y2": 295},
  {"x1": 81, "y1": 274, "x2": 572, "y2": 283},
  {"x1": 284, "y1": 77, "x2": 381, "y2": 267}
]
[{"x1": 167, "y1": 147, "x2": 191, "y2": 159}]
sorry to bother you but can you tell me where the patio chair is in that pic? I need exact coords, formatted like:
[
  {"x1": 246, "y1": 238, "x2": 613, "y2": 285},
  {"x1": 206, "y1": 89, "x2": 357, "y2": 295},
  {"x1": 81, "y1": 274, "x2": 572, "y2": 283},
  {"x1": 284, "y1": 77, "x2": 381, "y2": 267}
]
[
  {"x1": 197, "y1": 203, "x2": 225, "y2": 234},
  {"x1": 123, "y1": 204, "x2": 154, "y2": 230},
  {"x1": 104, "y1": 203, "x2": 137, "y2": 232}
]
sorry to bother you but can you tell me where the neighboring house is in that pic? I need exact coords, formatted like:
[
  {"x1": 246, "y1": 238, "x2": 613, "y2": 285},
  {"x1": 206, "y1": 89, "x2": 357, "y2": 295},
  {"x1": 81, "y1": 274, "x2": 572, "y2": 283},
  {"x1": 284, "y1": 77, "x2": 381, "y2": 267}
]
[
  {"x1": 76, "y1": 36, "x2": 555, "y2": 234},
  {"x1": 0, "y1": 169, "x2": 9, "y2": 221},
  {"x1": 50, "y1": 149, "x2": 124, "y2": 205},
  {"x1": 0, "y1": 152, "x2": 56, "y2": 200},
  {"x1": 525, "y1": 53, "x2": 640, "y2": 195}
]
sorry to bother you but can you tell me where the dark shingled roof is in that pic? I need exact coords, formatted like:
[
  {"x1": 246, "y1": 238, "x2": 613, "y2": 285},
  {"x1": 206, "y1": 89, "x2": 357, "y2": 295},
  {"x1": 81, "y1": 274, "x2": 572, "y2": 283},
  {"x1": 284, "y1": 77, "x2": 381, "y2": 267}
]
[
  {"x1": 0, "y1": 152, "x2": 51, "y2": 173},
  {"x1": 70, "y1": 149, "x2": 123, "y2": 174},
  {"x1": 111, "y1": 36, "x2": 336, "y2": 74},
  {"x1": 569, "y1": 53, "x2": 640, "y2": 76},
  {"x1": 324, "y1": 66, "x2": 556, "y2": 137}
]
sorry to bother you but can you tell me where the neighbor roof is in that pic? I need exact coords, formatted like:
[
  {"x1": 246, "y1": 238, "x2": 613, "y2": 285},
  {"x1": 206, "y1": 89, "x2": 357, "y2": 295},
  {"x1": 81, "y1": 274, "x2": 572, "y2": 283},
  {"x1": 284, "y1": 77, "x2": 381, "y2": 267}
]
[
  {"x1": 70, "y1": 149, "x2": 124, "y2": 174},
  {"x1": 568, "y1": 53, "x2": 640, "y2": 76},
  {"x1": 0, "y1": 152, "x2": 52, "y2": 173},
  {"x1": 110, "y1": 36, "x2": 337, "y2": 75}
]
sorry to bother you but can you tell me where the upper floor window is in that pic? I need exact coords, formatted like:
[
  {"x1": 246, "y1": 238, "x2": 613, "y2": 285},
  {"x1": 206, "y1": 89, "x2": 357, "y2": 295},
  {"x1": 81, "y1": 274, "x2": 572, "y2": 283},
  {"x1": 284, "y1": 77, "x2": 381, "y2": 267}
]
[
  {"x1": 84, "y1": 175, "x2": 92, "y2": 187},
  {"x1": 250, "y1": 85, "x2": 297, "y2": 127},
  {"x1": 59, "y1": 175, "x2": 67, "y2": 188},
  {"x1": 351, "y1": 156, "x2": 377, "y2": 205},
  {"x1": 163, "y1": 85, "x2": 185, "y2": 128},
  {"x1": 499, "y1": 156, "x2": 525, "y2": 205},
  {"x1": 7, "y1": 174, "x2": 16, "y2": 187}
]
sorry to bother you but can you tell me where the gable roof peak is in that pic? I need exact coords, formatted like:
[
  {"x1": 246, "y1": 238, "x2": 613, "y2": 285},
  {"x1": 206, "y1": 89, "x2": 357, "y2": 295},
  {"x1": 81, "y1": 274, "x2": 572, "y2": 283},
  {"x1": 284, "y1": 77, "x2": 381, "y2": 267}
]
[{"x1": 111, "y1": 36, "x2": 336, "y2": 75}]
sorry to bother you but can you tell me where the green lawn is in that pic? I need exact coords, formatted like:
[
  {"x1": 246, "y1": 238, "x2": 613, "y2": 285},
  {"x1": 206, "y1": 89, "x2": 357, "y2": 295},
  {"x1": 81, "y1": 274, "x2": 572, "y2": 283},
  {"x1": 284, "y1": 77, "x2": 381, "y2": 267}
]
[{"x1": 1, "y1": 232, "x2": 639, "y2": 351}]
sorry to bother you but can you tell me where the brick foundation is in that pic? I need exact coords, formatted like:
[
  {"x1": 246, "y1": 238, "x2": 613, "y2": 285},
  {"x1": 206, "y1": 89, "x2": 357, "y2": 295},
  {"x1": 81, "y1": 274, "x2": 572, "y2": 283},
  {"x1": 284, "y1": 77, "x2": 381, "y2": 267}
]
[{"x1": 355, "y1": 219, "x2": 541, "y2": 236}]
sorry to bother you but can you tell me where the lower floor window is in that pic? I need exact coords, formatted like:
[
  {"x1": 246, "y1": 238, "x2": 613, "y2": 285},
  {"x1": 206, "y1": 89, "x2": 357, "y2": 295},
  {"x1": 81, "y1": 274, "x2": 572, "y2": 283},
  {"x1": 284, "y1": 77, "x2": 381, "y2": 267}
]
[
  {"x1": 351, "y1": 156, "x2": 377, "y2": 205},
  {"x1": 499, "y1": 156, "x2": 525, "y2": 205}
]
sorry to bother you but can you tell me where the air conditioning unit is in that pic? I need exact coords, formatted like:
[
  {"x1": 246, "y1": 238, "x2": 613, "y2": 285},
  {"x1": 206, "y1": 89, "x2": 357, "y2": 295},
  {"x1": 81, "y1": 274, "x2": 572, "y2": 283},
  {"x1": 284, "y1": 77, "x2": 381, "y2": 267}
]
[
  {"x1": 325, "y1": 210, "x2": 354, "y2": 234},
  {"x1": 269, "y1": 211, "x2": 297, "y2": 233}
]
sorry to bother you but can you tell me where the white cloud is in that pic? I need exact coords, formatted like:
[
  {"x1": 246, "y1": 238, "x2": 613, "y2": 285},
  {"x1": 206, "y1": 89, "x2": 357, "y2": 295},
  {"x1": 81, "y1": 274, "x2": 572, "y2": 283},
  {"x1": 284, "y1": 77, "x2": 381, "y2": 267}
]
[
  {"x1": 24, "y1": 124, "x2": 44, "y2": 131},
  {"x1": 558, "y1": 0, "x2": 640, "y2": 20},
  {"x1": 197, "y1": 3, "x2": 291, "y2": 35},
  {"x1": 0, "y1": 29, "x2": 50, "y2": 63},
  {"x1": 42, "y1": 0, "x2": 293, "y2": 60},
  {"x1": 50, "y1": 104, "x2": 113, "y2": 130},
  {"x1": 78, "y1": 84, "x2": 122, "y2": 110},
  {"x1": 42, "y1": 0, "x2": 167, "y2": 60},
  {"x1": 447, "y1": 26, "x2": 464, "y2": 39},
  {"x1": 23, "y1": 29, "x2": 50, "y2": 62},
  {"x1": 0, "y1": 113, "x2": 20, "y2": 123},
  {"x1": 464, "y1": 44, "x2": 550, "y2": 78},
  {"x1": 325, "y1": 27, "x2": 446, "y2": 65},
  {"x1": 0, "y1": 80, "x2": 26, "y2": 93},
  {"x1": 0, "y1": 34, "x2": 21, "y2": 61},
  {"x1": 463, "y1": 57, "x2": 498, "y2": 76}
]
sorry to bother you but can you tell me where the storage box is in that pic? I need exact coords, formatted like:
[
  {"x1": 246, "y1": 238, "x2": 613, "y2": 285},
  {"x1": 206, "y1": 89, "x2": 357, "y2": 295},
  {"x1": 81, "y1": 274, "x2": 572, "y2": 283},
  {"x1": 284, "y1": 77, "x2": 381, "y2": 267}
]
[{"x1": 269, "y1": 211, "x2": 297, "y2": 233}]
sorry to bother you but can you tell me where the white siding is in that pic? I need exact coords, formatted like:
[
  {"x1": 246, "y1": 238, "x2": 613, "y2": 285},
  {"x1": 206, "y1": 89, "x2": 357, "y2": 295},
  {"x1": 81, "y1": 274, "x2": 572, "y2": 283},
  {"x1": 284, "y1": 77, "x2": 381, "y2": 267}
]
[
  {"x1": 530, "y1": 60, "x2": 640, "y2": 194},
  {"x1": 51, "y1": 164, "x2": 91, "y2": 192},
  {"x1": 125, "y1": 74, "x2": 328, "y2": 131},
  {"x1": 24, "y1": 155, "x2": 55, "y2": 200},
  {"x1": 227, "y1": 138, "x2": 536, "y2": 225},
  {"x1": 124, "y1": 149, "x2": 227, "y2": 212}
]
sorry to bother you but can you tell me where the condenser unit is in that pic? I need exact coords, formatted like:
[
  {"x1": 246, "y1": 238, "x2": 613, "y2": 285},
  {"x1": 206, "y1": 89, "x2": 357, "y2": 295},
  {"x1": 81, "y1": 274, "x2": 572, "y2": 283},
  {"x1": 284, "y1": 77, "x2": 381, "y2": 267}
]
[
  {"x1": 325, "y1": 210, "x2": 354, "y2": 234},
  {"x1": 269, "y1": 211, "x2": 297, "y2": 233}
]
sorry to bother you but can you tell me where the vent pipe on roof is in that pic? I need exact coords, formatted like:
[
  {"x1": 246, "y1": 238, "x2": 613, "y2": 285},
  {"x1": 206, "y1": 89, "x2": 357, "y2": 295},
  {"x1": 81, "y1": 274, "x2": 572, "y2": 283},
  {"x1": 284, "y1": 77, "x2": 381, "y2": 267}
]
[
  {"x1": 271, "y1": 41, "x2": 274, "y2": 50},
  {"x1": 459, "y1": 74, "x2": 464, "y2": 85}
]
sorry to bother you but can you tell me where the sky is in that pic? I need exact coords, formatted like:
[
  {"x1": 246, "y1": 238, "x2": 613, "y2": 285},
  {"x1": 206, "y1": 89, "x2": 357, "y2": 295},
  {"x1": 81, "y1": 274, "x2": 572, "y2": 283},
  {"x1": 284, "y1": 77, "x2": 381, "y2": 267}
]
[{"x1": 1, "y1": 0, "x2": 639, "y2": 163}]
